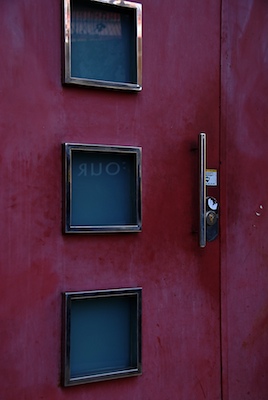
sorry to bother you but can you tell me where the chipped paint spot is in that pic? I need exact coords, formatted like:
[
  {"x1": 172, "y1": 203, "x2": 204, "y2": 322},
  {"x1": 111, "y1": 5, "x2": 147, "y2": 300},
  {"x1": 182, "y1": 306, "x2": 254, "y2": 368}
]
[{"x1": 256, "y1": 205, "x2": 264, "y2": 217}]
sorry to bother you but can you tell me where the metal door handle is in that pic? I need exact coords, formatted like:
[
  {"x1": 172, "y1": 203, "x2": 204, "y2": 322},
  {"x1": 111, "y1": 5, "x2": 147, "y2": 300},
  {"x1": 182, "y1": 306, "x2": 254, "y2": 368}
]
[{"x1": 199, "y1": 133, "x2": 206, "y2": 247}]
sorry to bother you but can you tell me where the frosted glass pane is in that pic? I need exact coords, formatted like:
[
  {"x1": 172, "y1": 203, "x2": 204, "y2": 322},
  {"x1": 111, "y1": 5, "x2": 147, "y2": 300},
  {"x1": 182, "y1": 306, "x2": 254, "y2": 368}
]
[
  {"x1": 70, "y1": 296, "x2": 137, "y2": 377},
  {"x1": 71, "y1": 0, "x2": 137, "y2": 83},
  {"x1": 71, "y1": 151, "x2": 137, "y2": 226}
]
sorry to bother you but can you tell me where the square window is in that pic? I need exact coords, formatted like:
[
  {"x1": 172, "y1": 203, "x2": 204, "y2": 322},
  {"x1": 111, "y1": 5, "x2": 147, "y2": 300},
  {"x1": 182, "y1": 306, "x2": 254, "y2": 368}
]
[
  {"x1": 62, "y1": 288, "x2": 142, "y2": 386},
  {"x1": 63, "y1": 143, "x2": 142, "y2": 233},
  {"x1": 63, "y1": 0, "x2": 142, "y2": 91}
]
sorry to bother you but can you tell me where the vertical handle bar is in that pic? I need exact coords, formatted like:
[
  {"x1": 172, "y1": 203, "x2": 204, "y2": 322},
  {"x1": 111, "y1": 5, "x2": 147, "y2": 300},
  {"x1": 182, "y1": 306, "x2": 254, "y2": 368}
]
[{"x1": 199, "y1": 133, "x2": 206, "y2": 247}]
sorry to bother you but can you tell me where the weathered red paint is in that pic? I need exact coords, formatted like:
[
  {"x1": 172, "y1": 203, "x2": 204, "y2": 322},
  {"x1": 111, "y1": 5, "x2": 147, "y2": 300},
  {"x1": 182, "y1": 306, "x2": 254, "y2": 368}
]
[
  {"x1": 0, "y1": 0, "x2": 267, "y2": 399},
  {"x1": 221, "y1": 1, "x2": 268, "y2": 399}
]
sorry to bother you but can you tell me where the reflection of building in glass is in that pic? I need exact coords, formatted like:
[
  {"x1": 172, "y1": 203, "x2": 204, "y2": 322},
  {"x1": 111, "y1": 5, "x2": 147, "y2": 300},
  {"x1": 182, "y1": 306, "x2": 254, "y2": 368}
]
[
  {"x1": 64, "y1": 0, "x2": 142, "y2": 89},
  {"x1": 72, "y1": 8, "x2": 122, "y2": 39}
]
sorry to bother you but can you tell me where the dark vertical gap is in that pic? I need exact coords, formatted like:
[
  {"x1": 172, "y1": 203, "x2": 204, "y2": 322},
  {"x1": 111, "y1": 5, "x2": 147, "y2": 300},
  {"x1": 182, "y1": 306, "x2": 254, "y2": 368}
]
[{"x1": 219, "y1": 0, "x2": 225, "y2": 399}]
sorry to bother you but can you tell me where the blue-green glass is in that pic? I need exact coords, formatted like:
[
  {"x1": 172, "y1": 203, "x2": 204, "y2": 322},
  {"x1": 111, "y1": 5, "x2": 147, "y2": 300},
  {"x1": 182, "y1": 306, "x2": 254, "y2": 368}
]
[
  {"x1": 71, "y1": 151, "x2": 137, "y2": 226},
  {"x1": 70, "y1": 296, "x2": 137, "y2": 377},
  {"x1": 71, "y1": 0, "x2": 137, "y2": 84}
]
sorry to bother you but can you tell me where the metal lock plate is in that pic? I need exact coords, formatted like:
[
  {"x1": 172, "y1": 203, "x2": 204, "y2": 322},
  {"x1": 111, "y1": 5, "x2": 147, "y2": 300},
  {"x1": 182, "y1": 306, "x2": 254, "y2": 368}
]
[{"x1": 206, "y1": 197, "x2": 219, "y2": 242}]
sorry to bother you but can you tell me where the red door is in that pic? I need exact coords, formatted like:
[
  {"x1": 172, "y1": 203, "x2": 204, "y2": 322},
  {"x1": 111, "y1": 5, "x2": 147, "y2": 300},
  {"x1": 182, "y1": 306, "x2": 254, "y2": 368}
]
[
  {"x1": 221, "y1": 1, "x2": 268, "y2": 398},
  {"x1": 0, "y1": 1, "x2": 268, "y2": 399}
]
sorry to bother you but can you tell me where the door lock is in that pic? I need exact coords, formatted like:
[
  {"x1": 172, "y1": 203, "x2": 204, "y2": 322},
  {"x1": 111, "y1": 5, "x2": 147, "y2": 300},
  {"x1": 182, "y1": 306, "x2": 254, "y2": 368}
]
[
  {"x1": 206, "y1": 210, "x2": 217, "y2": 226},
  {"x1": 206, "y1": 197, "x2": 219, "y2": 242},
  {"x1": 199, "y1": 132, "x2": 219, "y2": 247}
]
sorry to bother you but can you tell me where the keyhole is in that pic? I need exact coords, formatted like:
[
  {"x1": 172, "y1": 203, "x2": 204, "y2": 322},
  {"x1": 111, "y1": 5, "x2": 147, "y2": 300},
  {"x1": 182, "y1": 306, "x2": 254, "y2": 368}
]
[{"x1": 206, "y1": 211, "x2": 217, "y2": 226}]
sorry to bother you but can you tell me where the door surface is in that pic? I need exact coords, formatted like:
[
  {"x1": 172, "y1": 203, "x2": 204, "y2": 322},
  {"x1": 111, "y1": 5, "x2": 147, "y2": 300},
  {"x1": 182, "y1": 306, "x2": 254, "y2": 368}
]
[
  {"x1": 221, "y1": 1, "x2": 268, "y2": 399},
  {"x1": 0, "y1": 1, "x2": 268, "y2": 399}
]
